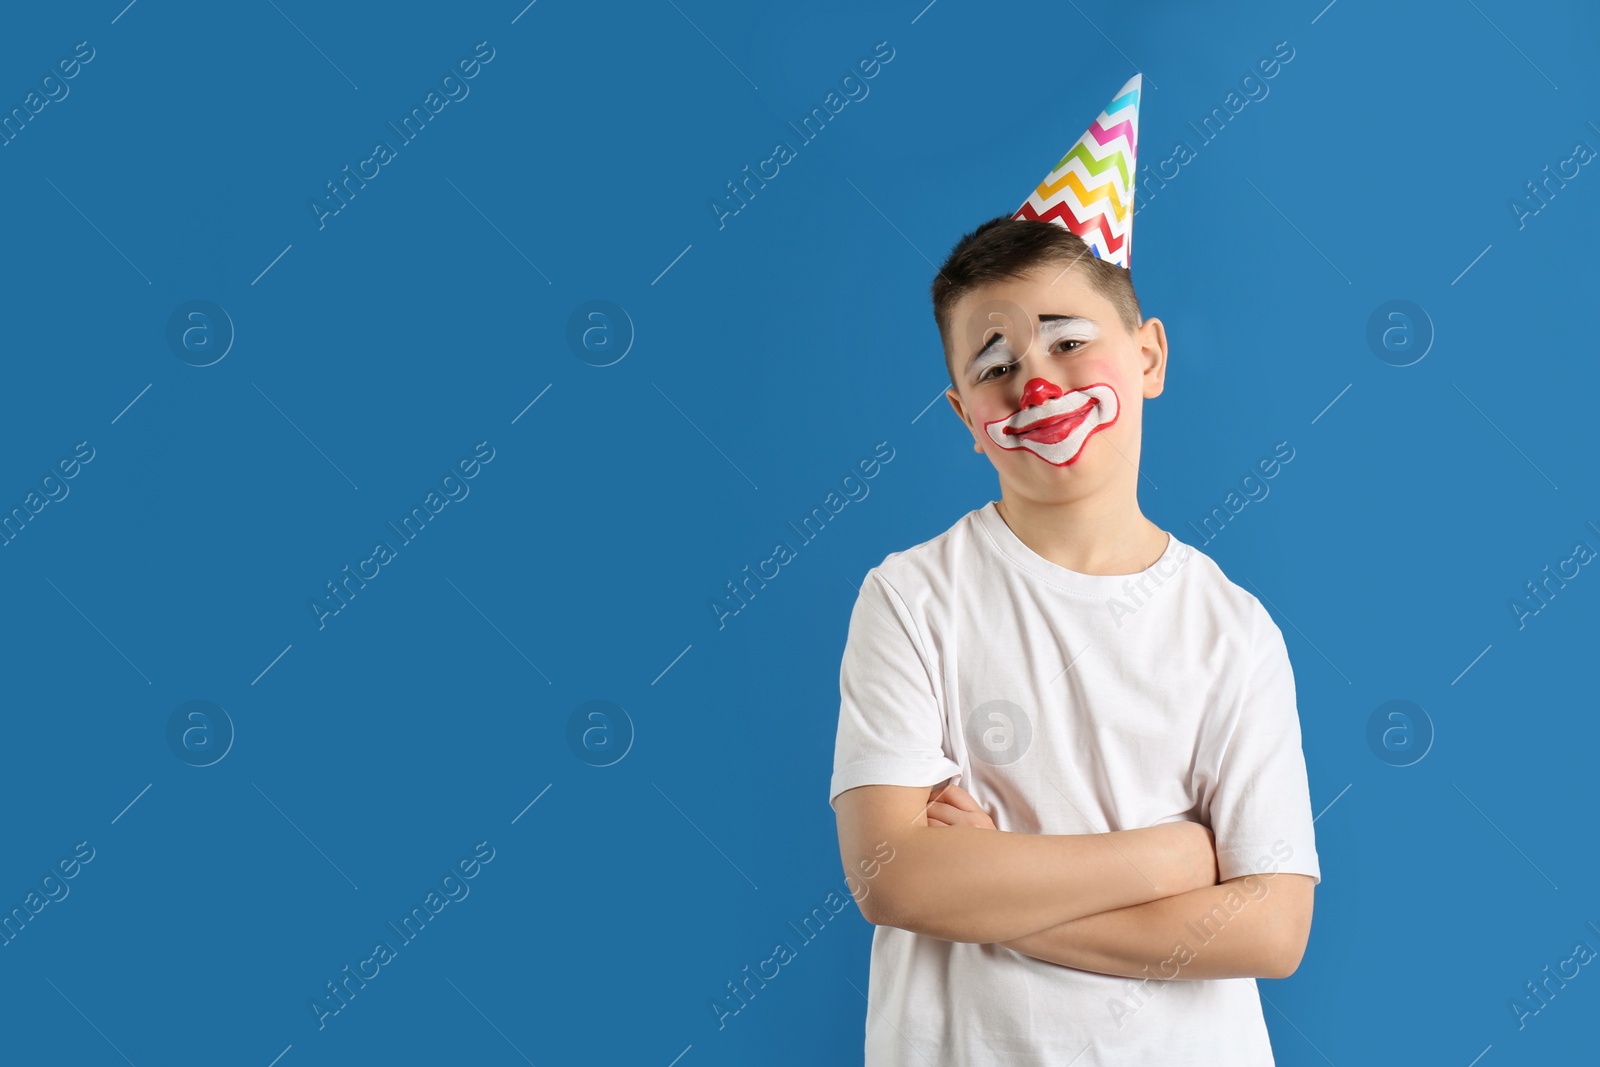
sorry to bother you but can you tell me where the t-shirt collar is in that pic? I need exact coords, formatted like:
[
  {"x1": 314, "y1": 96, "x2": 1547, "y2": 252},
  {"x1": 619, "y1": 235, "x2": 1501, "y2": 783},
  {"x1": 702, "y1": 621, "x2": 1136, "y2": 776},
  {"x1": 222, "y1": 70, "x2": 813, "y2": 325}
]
[{"x1": 973, "y1": 500, "x2": 1186, "y2": 596}]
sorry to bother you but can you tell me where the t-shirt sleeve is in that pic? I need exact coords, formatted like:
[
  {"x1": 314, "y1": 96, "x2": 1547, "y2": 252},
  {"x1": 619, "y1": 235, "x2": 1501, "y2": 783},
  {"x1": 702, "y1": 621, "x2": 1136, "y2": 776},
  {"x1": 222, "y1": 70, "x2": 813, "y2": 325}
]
[
  {"x1": 1200, "y1": 601, "x2": 1322, "y2": 884},
  {"x1": 829, "y1": 567, "x2": 963, "y2": 811}
]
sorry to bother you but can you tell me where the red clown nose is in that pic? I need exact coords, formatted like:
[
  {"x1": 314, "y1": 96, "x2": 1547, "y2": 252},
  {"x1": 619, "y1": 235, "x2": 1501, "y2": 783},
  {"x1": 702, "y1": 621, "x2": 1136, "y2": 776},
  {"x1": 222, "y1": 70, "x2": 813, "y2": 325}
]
[{"x1": 1021, "y1": 377, "x2": 1063, "y2": 409}]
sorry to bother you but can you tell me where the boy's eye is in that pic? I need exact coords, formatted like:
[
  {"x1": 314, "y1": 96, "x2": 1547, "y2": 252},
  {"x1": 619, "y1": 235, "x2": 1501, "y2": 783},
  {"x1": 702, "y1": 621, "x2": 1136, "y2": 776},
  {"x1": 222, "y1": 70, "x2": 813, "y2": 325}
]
[{"x1": 976, "y1": 340, "x2": 1085, "y2": 383}]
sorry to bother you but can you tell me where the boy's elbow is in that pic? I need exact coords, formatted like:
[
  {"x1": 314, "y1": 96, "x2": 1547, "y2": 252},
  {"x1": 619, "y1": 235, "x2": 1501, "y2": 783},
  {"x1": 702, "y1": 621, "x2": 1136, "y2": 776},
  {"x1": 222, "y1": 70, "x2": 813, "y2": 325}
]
[
  {"x1": 1268, "y1": 936, "x2": 1308, "y2": 979},
  {"x1": 853, "y1": 880, "x2": 891, "y2": 926},
  {"x1": 1265, "y1": 878, "x2": 1315, "y2": 978},
  {"x1": 1260, "y1": 915, "x2": 1312, "y2": 979},
  {"x1": 833, "y1": 784, "x2": 928, "y2": 929},
  {"x1": 854, "y1": 863, "x2": 919, "y2": 930},
  {"x1": 857, "y1": 894, "x2": 903, "y2": 930},
  {"x1": 854, "y1": 857, "x2": 956, "y2": 937},
  {"x1": 858, "y1": 882, "x2": 990, "y2": 942}
]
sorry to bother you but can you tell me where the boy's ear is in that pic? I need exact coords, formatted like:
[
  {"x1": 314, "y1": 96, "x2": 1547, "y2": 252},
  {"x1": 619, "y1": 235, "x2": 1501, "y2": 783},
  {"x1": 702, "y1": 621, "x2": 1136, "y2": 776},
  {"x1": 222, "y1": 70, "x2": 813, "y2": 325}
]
[
  {"x1": 1138, "y1": 317, "x2": 1168, "y2": 399},
  {"x1": 945, "y1": 388, "x2": 986, "y2": 453},
  {"x1": 945, "y1": 386, "x2": 965, "y2": 423}
]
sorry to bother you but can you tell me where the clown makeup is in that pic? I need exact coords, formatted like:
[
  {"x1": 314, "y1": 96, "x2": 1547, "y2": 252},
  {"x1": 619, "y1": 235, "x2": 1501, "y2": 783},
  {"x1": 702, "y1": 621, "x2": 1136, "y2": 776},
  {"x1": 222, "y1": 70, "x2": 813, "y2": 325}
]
[
  {"x1": 982, "y1": 380, "x2": 1120, "y2": 466},
  {"x1": 967, "y1": 315, "x2": 1101, "y2": 386}
]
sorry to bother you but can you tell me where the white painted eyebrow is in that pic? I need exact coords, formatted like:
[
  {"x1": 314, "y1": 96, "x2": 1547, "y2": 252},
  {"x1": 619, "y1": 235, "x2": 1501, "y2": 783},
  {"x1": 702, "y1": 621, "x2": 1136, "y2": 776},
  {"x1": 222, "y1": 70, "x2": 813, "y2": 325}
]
[
  {"x1": 1040, "y1": 316, "x2": 1097, "y2": 334},
  {"x1": 967, "y1": 316, "x2": 1098, "y2": 374}
]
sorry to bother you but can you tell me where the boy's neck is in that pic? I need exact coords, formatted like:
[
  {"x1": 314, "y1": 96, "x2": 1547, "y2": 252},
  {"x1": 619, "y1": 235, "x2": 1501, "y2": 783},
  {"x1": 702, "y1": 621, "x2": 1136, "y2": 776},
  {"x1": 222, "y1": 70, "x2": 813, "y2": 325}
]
[{"x1": 993, "y1": 491, "x2": 1168, "y2": 577}]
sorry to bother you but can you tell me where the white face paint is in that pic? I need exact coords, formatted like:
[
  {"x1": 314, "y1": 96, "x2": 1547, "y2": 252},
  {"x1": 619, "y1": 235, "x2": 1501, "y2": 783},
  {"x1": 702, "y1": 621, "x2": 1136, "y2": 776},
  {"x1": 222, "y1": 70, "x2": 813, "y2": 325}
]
[
  {"x1": 983, "y1": 382, "x2": 1120, "y2": 466},
  {"x1": 967, "y1": 317, "x2": 1101, "y2": 385},
  {"x1": 969, "y1": 316, "x2": 1119, "y2": 466}
]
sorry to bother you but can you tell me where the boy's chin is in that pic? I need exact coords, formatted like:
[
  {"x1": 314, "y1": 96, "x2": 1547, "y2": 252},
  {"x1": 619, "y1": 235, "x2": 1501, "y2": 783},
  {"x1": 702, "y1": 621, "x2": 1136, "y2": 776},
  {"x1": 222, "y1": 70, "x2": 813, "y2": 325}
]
[
  {"x1": 992, "y1": 454, "x2": 1105, "y2": 495},
  {"x1": 995, "y1": 448, "x2": 1100, "y2": 476}
]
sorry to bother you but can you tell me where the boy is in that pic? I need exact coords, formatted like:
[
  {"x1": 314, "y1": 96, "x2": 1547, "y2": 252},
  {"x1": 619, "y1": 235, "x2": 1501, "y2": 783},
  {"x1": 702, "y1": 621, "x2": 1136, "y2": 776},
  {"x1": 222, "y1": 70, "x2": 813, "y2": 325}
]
[{"x1": 830, "y1": 74, "x2": 1320, "y2": 1065}]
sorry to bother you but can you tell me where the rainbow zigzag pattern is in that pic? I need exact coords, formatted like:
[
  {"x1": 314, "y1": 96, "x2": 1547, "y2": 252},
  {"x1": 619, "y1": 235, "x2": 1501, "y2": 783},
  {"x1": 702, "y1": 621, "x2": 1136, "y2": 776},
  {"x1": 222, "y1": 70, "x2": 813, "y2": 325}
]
[{"x1": 1012, "y1": 73, "x2": 1141, "y2": 269}]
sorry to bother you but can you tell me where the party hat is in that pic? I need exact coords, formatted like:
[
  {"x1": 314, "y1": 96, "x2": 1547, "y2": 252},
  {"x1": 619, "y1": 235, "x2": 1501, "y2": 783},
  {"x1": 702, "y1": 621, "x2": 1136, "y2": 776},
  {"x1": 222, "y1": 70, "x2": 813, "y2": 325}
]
[{"x1": 1012, "y1": 73, "x2": 1141, "y2": 269}]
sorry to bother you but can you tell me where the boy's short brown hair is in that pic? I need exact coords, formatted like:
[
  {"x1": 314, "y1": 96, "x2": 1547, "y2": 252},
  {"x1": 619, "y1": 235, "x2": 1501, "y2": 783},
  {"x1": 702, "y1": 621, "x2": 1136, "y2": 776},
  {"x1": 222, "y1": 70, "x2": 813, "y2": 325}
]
[{"x1": 931, "y1": 216, "x2": 1143, "y2": 388}]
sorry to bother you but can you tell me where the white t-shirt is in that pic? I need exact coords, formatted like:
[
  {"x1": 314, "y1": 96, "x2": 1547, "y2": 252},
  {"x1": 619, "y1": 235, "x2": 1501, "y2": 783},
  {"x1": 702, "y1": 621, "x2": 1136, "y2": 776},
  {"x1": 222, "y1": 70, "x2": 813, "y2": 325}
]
[{"x1": 830, "y1": 500, "x2": 1321, "y2": 1066}]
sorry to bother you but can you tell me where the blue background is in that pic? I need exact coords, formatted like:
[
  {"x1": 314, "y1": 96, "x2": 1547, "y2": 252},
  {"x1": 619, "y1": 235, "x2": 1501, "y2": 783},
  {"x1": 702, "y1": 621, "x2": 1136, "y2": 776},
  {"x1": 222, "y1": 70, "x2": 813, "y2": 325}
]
[{"x1": 2, "y1": 0, "x2": 1597, "y2": 1063}]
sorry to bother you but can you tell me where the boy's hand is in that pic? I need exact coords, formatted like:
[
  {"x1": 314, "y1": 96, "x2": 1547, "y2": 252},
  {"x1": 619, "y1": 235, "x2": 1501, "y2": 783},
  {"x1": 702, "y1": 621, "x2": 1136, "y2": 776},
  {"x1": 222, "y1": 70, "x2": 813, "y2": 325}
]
[{"x1": 925, "y1": 782, "x2": 998, "y2": 830}]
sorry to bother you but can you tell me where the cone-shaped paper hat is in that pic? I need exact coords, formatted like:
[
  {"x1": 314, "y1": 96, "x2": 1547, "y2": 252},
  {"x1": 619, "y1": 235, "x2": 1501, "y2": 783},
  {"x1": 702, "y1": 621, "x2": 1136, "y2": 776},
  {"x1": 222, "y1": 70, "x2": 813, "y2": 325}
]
[{"x1": 1012, "y1": 73, "x2": 1141, "y2": 269}]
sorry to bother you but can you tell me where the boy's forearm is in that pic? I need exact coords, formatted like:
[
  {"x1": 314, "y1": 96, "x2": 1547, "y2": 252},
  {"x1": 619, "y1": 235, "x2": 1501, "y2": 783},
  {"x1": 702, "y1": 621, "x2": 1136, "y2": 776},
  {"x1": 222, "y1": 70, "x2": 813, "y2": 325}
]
[
  {"x1": 996, "y1": 872, "x2": 1307, "y2": 980},
  {"x1": 866, "y1": 822, "x2": 1213, "y2": 944}
]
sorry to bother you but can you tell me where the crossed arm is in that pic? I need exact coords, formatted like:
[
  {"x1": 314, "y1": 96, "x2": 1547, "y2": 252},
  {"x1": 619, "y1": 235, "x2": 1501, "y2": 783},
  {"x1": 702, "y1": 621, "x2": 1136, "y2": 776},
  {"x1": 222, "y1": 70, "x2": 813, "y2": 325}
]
[
  {"x1": 834, "y1": 781, "x2": 1314, "y2": 981},
  {"x1": 997, "y1": 869, "x2": 1315, "y2": 980}
]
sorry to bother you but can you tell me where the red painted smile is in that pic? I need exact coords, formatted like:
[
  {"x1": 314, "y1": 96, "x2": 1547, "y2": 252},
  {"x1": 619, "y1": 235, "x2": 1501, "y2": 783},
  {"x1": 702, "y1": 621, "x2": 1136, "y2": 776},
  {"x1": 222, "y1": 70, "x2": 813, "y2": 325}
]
[
  {"x1": 1005, "y1": 398, "x2": 1097, "y2": 444},
  {"x1": 982, "y1": 382, "x2": 1119, "y2": 466}
]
